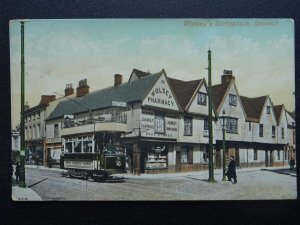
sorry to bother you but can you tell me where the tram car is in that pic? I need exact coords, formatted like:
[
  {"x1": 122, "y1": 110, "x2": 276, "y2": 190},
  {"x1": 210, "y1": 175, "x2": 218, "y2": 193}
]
[{"x1": 61, "y1": 135, "x2": 126, "y2": 182}]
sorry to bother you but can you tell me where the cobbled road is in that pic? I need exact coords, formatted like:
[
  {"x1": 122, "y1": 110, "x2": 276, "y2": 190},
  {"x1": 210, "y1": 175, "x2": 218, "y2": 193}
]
[{"x1": 23, "y1": 167, "x2": 297, "y2": 200}]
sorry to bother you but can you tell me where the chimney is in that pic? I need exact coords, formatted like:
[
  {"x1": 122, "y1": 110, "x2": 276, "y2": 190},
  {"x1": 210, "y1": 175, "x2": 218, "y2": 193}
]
[
  {"x1": 65, "y1": 83, "x2": 74, "y2": 96},
  {"x1": 221, "y1": 70, "x2": 235, "y2": 84},
  {"x1": 114, "y1": 74, "x2": 122, "y2": 87},
  {"x1": 76, "y1": 79, "x2": 89, "y2": 97},
  {"x1": 40, "y1": 95, "x2": 56, "y2": 105}
]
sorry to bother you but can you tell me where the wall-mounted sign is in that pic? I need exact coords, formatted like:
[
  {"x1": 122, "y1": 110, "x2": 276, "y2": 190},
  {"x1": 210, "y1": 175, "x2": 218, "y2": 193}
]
[
  {"x1": 112, "y1": 101, "x2": 127, "y2": 107},
  {"x1": 151, "y1": 146, "x2": 165, "y2": 153}
]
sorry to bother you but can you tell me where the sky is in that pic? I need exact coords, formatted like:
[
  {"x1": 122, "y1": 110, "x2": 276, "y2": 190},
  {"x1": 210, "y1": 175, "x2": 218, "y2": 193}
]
[{"x1": 10, "y1": 19, "x2": 295, "y2": 128}]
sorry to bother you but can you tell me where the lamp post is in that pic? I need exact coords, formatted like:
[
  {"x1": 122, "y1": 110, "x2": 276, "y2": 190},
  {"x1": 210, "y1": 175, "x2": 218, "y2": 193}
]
[
  {"x1": 219, "y1": 110, "x2": 228, "y2": 181},
  {"x1": 19, "y1": 20, "x2": 29, "y2": 188},
  {"x1": 207, "y1": 48, "x2": 216, "y2": 183}
]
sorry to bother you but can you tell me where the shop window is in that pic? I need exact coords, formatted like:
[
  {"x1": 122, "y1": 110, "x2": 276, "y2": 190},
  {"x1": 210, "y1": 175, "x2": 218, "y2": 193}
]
[
  {"x1": 272, "y1": 126, "x2": 276, "y2": 138},
  {"x1": 197, "y1": 92, "x2": 207, "y2": 105},
  {"x1": 254, "y1": 149, "x2": 258, "y2": 160},
  {"x1": 229, "y1": 94, "x2": 237, "y2": 106},
  {"x1": 184, "y1": 117, "x2": 193, "y2": 136},
  {"x1": 145, "y1": 146, "x2": 167, "y2": 169},
  {"x1": 259, "y1": 124, "x2": 263, "y2": 137},
  {"x1": 277, "y1": 151, "x2": 280, "y2": 160},
  {"x1": 226, "y1": 117, "x2": 238, "y2": 134},
  {"x1": 181, "y1": 147, "x2": 193, "y2": 164},
  {"x1": 154, "y1": 115, "x2": 165, "y2": 133},
  {"x1": 83, "y1": 141, "x2": 93, "y2": 153}
]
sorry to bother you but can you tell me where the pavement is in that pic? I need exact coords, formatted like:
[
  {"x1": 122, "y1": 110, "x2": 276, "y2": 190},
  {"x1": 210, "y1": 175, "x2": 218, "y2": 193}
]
[{"x1": 11, "y1": 164, "x2": 296, "y2": 201}]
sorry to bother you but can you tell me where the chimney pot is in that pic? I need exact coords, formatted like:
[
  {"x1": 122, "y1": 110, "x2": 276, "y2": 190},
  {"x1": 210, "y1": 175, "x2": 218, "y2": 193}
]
[
  {"x1": 114, "y1": 74, "x2": 122, "y2": 87},
  {"x1": 65, "y1": 83, "x2": 74, "y2": 96},
  {"x1": 221, "y1": 70, "x2": 235, "y2": 84},
  {"x1": 76, "y1": 79, "x2": 89, "y2": 97}
]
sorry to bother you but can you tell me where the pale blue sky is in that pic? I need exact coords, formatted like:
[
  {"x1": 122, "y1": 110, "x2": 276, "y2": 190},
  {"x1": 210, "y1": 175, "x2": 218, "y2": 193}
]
[{"x1": 10, "y1": 19, "x2": 294, "y2": 128}]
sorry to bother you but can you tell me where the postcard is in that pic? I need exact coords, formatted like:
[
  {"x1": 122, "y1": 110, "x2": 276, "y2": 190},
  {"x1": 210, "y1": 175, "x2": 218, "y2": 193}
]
[{"x1": 10, "y1": 19, "x2": 296, "y2": 200}]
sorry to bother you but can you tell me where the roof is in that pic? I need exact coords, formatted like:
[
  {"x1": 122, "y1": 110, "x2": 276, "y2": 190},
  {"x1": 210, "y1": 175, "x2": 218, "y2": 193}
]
[
  {"x1": 273, "y1": 105, "x2": 284, "y2": 125},
  {"x1": 211, "y1": 82, "x2": 230, "y2": 111},
  {"x1": 168, "y1": 78, "x2": 202, "y2": 109},
  {"x1": 24, "y1": 103, "x2": 48, "y2": 114},
  {"x1": 132, "y1": 68, "x2": 151, "y2": 79},
  {"x1": 286, "y1": 110, "x2": 295, "y2": 120},
  {"x1": 47, "y1": 72, "x2": 161, "y2": 120},
  {"x1": 240, "y1": 96, "x2": 267, "y2": 122}
]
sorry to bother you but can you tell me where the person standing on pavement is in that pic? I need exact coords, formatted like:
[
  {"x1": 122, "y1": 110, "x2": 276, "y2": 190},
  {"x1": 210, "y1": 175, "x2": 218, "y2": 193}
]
[
  {"x1": 227, "y1": 156, "x2": 237, "y2": 184},
  {"x1": 15, "y1": 162, "x2": 20, "y2": 184},
  {"x1": 289, "y1": 157, "x2": 295, "y2": 171}
]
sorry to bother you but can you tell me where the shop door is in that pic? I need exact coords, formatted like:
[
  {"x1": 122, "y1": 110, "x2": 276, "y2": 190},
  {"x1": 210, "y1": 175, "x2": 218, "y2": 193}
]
[{"x1": 175, "y1": 151, "x2": 181, "y2": 172}]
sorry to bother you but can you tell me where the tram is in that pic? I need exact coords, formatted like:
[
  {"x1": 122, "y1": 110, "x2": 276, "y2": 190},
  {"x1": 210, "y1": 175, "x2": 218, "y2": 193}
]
[{"x1": 61, "y1": 134, "x2": 126, "y2": 182}]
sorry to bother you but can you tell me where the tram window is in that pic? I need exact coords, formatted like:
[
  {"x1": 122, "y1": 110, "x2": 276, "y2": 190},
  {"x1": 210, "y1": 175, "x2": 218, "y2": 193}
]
[
  {"x1": 74, "y1": 141, "x2": 82, "y2": 153},
  {"x1": 65, "y1": 142, "x2": 73, "y2": 153},
  {"x1": 83, "y1": 141, "x2": 92, "y2": 153}
]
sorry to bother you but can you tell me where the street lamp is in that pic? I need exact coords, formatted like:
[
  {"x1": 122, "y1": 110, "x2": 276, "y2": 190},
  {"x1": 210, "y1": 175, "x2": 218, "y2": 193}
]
[
  {"x1": 219, "y1": 110, "x2": 228, "y2": 181},
  {"x1": 19, "y1": 19, "x2": 29, "y2": 188},
  {"x1": 207, "y1": 48, "x2": 216, "y2": 183}
]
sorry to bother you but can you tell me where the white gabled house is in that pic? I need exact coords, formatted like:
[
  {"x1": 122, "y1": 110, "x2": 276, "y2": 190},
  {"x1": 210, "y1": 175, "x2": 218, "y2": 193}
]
[
  {"x1": 168, "y1": 77, "x2": 217, "y2": 172},
  {"x1": 285, "y1": 110, "x2": 296, "y2": 161},
  {"x1": 212, "y1": 70, "x2": 248, "y2": 168}
]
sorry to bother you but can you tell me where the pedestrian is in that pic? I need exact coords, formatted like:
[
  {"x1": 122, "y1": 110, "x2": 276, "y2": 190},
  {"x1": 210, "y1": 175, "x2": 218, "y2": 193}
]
[
  {"x1": 49, "y1": 157, "x2": 52, "y2": 168},
  {"x1": 289, "y1": 157, "x2": 295, "y2": 171},
  {"x1": 226, "y1": 156, "x2": 237, "y2": 184},
  {"x1": 15, "y1": 162, "x2": 20, "y2": 184},
  {"x1": 35, "y1": 156, "x2": 40, "y2": 168}
]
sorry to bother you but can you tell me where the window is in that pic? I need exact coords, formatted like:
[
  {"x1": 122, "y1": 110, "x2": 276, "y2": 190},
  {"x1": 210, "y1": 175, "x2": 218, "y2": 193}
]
[
  {"x1": 83, "y1": 141, "x2": 93, "y2": 153},
  {"x1": 259, "y1": 124, "x2": 263, "y2": 137},
  {"x1": 293, "y1": 131, "x2": 296, "y2": 144},
  {"x1": 284, "y1": 151, "x2": 288, "y2": 160},
  {"x1": 29, "y1": 126, "x2": 33, "y2": 139},
  {"x1": 33, "y1": 125, "x2": 36, "y2": 139},
  {"x1": 229, "y1": 94, "x2": 237, "y2": 106},
  {"x1": 65, "y1": 142, "x2": 73, "y2": 153},
  {"x1": 181, "y1": 147, "x2": 193, "y2": 164},
  {"x1": 254, "y1": 149, "x2": 258, "y2": 160},
  {"x1": 54, "y1": 124, "x2": 59, "y2": 138},
  {"x1": 267, "y1": 106, "x2": 271, "y2": 114},
  {"x1": 203, "y1": 118, "x2": 209, "y2": 137},
  {"x1": 272, "y1": 126, "x2": 276, "y2": 138},
  {"x1": 291, "y1": 122, "x2": 295, "y2": 127},
  {"x1": 249, "y1": 122, "x2": 251, "y2": 131},
  {"x1": 277, "y1": 151, "x2": 280, "y2": 160},
  {"x1": 74, "y1": 141, "x2": 82, "y2": 153},
  {"x1": 154, "y1": 115, "x2": 165, "y2": 133},
  {"x1": 281, "y1": 127, "x2": 284, "y2": 139},
  {"x1": 197, "y1": 92, "x2": 207, "y2": 105},
  {"x1": 226, "y1": 117, "x2": 238, "y2": 133},
  {"x1": 184, "y1": 117, "x2": 193, "y2": 136}
]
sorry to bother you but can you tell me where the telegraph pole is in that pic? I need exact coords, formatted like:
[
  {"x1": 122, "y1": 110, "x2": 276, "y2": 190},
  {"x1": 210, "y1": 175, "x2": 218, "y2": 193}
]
[
  {"x1": 207, "y1": 48, "x2": 216, "y2": 183},
  {"x1": 19, "y1": 20, "x2": 28, "y2": 188}
]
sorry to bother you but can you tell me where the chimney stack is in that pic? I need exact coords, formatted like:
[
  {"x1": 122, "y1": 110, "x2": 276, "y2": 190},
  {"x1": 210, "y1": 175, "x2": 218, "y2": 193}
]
[
  {"x1": 40, "y1": 95, "x2": 56, "y2": 105},
  {"x1": 114, "y1": 74, "x2": 122, "y2": 87},
  {"x1": 65, "y1": 83, "x2": 74, "y2": 96},
  {"x1": 221, "y1": 70, "x2": 235, "y2": 84},
  {"x1": 76, "y1": 79, "x2": 89, "y2": 97}
]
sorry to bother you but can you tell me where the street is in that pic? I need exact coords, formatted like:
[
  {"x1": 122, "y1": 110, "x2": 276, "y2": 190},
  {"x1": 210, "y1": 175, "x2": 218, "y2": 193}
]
[{"x1": 13, "y1": 166, "x2": 297, "y2": 200}]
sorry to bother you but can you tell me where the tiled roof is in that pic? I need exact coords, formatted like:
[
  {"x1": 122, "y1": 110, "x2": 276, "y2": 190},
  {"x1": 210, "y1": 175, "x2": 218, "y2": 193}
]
[
  {"x1": 240, "y1": 96, "x2": 267, "y2": 122},
  {"x1": 286, "y1": 110, "x2": 295, "y2": 120},
  {"x1": 47, "y1": 72, "x2": 161, "y2": 120},
  {"x1": 211, "y1": 82, "x2": 230, "y2": 111},
  {"x1": 273, "y1": 105, "x2": 284, "y2": 125},
  {"x1": 168, "y1": 78, "x2": 202, "y2": 110}
]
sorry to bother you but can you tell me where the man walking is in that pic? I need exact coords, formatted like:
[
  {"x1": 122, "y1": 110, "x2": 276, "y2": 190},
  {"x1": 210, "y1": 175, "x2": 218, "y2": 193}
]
[{"x1": 227, "y1": 156, "x2": 237, "y2": 184}]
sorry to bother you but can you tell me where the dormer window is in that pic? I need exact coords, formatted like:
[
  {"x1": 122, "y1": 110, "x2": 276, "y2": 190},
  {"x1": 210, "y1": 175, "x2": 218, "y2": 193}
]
[
  {"x1": 197, "y1": 92, "x2": 207, "y2": 105},
  {"x1": 267, "y1": 106, "x2": 271, "y2": 114},
  {"x1": 229, "y1": 94, "x2": 237, "y2": 106}
]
